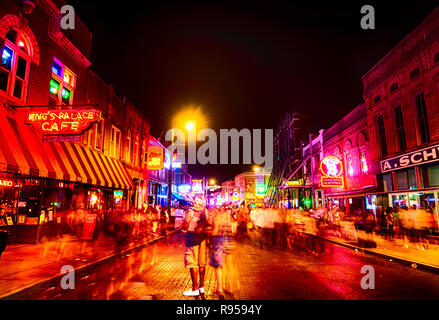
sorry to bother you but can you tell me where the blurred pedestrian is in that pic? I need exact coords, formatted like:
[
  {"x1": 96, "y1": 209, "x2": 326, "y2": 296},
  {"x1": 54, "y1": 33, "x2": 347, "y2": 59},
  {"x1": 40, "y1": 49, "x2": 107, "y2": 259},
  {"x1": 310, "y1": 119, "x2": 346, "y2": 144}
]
[
  {"x1": 209, "y1": 207, "x2": 235, "y2": 299},
  {"x1": 160, "y1": 207, "x2": 169, "y2": 236},
  {"x1": 386, "y1": 208, "x2": 395, "y2": 241},
  {"x1": 182, "y1": 204, "x2": 209, "y2": 297}
]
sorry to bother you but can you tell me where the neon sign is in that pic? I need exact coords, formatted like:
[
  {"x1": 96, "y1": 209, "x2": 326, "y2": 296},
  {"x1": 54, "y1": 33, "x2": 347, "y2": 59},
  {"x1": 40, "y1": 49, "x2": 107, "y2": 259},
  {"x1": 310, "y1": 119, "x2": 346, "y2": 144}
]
[
  {"x1": 256, "y1": 184, "x2": 266, "y2": 197},
  {"x1": 178, "y1": 184, "x2": 191, "y2": 194},
  {"x1": 320, "y1": 156, "x2": 344, "y2": 188},
  {"x1": 146, "y1": 146, "x2": 164, "y2": 170},
  {"x1": 25, "y1": 109, "x2": 101, "y2": 136},
  {"x1": 192, "y1": 179, "x2": 203, "y2": 193},
  {"x1": 0, "y1": 179, "x2": 13, "y2": 187},
  {"x1": 164, "y1": 152, "x2": 182, "y2": 170}
]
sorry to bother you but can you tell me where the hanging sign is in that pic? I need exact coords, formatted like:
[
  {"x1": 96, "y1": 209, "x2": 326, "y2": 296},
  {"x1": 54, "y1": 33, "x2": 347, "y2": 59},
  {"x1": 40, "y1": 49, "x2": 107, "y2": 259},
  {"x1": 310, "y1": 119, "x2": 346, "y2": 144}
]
[
  {"x1": 320, "y1": 156, "x2": 344, "y2": 188},
  {"x1": 25, "y1": 109, "x2": 101, "y2": 136},
  {"x1": 146, "y1": 146, "x2": 164, "y2": 170}
]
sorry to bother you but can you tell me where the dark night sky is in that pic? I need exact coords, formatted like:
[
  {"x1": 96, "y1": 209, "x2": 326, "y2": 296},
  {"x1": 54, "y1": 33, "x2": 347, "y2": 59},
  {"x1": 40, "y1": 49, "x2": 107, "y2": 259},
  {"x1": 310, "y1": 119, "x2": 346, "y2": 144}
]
[{"x1": 69, "y1": 0, "x2": 438, "y2": 182}]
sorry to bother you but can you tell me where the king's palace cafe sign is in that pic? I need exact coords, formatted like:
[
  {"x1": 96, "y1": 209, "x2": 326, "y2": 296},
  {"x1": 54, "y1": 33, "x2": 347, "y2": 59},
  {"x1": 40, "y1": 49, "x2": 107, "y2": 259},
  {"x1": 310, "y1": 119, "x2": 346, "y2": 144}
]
[
  {"x1": 25, "y1": 109, "x2": 101, "y2": 136},
  {"x1": 380, "y1": 144, "x2": 439, "y2": 173}
]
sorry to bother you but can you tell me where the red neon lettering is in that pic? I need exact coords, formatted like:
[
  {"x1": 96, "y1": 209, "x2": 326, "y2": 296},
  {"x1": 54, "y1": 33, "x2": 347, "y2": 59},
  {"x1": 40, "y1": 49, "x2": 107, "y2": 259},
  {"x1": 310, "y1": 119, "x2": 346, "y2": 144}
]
[{"x1": 0, "y1": 180, "x2": 13, "y2": 187}]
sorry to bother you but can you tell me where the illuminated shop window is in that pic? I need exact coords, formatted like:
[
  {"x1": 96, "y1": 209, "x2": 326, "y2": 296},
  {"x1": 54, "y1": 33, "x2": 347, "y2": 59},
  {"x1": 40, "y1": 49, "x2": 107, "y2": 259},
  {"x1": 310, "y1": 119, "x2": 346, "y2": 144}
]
[
  {"x1": 0, "y1": 29, "x2": 31, "y2": 101},
  {"x1": 49, "y1": 57, "x2": 75, "y2": 106}
]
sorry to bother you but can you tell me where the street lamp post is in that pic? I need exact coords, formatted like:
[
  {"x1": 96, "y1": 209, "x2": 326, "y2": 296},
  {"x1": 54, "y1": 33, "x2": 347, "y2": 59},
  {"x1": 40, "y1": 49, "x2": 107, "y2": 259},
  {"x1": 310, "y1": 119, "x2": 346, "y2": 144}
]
[{"x1": 167, "y1": 121, "x2": 175, "y2": 218}]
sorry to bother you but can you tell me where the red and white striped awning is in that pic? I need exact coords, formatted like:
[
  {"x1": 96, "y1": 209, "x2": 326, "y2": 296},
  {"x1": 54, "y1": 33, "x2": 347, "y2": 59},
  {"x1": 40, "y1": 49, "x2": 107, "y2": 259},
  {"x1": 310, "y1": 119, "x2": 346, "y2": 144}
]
[{"x1": 0, "y1": 111, "x2": 134, "y2": 190}]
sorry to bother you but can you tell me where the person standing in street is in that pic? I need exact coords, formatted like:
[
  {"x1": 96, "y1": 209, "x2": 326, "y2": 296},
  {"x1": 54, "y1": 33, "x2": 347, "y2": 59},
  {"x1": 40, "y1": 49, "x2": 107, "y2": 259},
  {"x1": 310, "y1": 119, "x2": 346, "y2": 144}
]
[
  {"x1": 182, "y1": 204, "x2": 209, "y2": 297},
  {"x1": 209, "y1": 207, "x2": 235, "y2": 299}
]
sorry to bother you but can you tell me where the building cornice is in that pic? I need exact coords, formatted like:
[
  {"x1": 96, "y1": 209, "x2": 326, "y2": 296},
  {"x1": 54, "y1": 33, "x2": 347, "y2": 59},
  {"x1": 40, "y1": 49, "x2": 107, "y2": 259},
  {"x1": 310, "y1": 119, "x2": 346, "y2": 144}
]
[{"x1": 37, "y1": 0, "x2": 91, "y2": 68}]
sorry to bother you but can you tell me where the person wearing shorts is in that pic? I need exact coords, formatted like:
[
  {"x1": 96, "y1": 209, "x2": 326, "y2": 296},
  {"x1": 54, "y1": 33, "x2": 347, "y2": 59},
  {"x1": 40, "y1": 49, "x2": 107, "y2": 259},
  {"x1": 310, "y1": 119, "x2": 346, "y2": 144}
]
[{"x1": 182, "y1": 205, "x2": 208, "y2": 297}]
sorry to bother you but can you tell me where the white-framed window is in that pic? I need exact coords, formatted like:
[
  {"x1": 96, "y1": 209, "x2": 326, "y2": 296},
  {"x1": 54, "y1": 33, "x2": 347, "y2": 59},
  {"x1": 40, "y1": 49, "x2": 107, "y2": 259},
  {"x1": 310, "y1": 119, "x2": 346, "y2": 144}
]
[
  {"x1": 126, "y1": 130, "x2": 132, "y2": 163},
  {"x1": 110, "y1": 125, "x2": 121, "y2": 158},
  {"x1": 49, "y1": 57, "x2": 75, "y2": 106},
  {"x1": 88, "y1": 124, "x2": 96, "y2": 148},
  {"x1": 96, "y1": 120, "x2": 104, "y2": 150},
  {"x1": 0, "y1": 29, "x2": 32, "y2": 101},
  {"x1": 86, "y1": 120, "x2": 104, "y2": 150}
]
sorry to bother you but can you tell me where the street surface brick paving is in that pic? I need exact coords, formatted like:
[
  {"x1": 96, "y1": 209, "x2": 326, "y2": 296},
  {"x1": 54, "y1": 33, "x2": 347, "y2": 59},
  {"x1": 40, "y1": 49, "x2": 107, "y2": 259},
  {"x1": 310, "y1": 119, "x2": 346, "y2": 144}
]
[{"x1": 11, "y1": 231, "x2": 439, "y2": 300}]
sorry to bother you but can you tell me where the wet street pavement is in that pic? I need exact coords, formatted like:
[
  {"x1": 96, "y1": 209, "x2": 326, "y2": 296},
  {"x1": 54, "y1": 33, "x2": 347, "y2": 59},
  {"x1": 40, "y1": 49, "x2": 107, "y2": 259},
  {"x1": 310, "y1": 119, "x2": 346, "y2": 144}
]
[{"x1": 13, "y1": 231, "x2": 439, "y2": 300}]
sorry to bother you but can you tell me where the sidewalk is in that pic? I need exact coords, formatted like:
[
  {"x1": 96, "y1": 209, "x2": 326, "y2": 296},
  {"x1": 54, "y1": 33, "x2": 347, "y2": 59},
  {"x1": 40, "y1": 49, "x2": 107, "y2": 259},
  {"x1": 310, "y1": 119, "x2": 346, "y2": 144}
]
[
  {"x1": 0, "y1": 224, "x2": 181, "y2": 299},
  {"x1": 307, "y1": 225, "x2": 439, "y2": 272}
]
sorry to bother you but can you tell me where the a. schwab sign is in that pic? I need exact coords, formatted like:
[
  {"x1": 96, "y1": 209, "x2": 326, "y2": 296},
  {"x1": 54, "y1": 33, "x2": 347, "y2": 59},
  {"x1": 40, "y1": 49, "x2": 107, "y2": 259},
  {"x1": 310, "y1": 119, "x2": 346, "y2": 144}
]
[{"x1": 380, "y1": 144, "x2": 439, "y2": 173}]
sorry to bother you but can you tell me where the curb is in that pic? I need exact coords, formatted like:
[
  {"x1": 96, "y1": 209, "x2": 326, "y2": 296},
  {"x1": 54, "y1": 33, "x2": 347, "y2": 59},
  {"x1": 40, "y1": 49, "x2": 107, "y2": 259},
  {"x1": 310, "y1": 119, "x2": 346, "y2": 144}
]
[
  {"x1": 301, "y1": 231, "x2": 439, "y2": 274},
  {"x1": 0, "y1": 229, "x2": 182, "y2": 299}
]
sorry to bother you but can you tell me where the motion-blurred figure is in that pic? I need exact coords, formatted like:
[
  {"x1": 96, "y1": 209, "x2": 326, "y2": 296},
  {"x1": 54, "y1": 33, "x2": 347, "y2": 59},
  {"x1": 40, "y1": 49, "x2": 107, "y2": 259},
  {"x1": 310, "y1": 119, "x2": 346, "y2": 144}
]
[
  {"x1": 182, "y1": 205, "x2": 209, "y2": 297},
  {"x1": 209, "y1": 208, "x2": 235, "y2": 299}
]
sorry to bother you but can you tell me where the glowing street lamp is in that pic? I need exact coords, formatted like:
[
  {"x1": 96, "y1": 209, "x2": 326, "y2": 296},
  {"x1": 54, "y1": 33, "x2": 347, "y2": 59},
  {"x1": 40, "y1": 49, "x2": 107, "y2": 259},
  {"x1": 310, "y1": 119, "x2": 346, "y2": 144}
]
[
  {"x1": 185, "y1": 121, "x2": 194, "y2": 131},
  {"x1": 253, "y1": 166, "x2": 260, "y2": 172},
  {"x1": 209, "y1": 179, "x2": 216, "y2": 186}
]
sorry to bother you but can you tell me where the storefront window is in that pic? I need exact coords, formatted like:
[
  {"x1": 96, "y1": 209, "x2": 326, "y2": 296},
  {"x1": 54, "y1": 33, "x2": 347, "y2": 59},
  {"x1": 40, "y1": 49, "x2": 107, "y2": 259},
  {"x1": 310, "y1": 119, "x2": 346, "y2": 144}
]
[
  {"x1": 409, "y1": 192, "x2": 435, "y2": 211},
  {"x1": 0, "y1": 175, "x2": 18, "y2": 225},
  {"x1": 423, "y1": 164, "x2": 439, "y2": 187},
  {"x1": 391, "y1": 194, "x2": 408, "y2": 208},
  {"x1": 379, "y1": 173, "x2": 393, "y2": 192}
]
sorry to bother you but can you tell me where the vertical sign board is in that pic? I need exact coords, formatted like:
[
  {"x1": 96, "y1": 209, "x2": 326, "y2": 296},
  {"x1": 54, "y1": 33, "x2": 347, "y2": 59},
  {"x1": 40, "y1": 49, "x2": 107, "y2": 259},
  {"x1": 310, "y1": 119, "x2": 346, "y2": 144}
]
[{"x1": 146, "y1": 146, "x2": 164, "y2": 170}]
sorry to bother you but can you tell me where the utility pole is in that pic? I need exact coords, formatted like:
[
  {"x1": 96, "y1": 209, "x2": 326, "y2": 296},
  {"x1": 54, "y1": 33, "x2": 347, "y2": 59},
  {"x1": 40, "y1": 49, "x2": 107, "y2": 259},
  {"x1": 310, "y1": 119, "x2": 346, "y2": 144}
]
[{"x1": 167, "y1": 123, "x2": 174, "y2": 217}]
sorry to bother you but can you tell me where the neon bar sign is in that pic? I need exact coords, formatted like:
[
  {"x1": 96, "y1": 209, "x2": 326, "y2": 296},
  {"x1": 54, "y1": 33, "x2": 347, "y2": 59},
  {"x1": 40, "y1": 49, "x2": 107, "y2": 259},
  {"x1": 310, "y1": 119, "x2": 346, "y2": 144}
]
[
  {"x1": 146, "y1": 146, "x2": 164, "y2": 170},
  {"x1": 0, "y1": 179, "x2": 13, "y2": 187},
  {"x1": 320, "y1": 156, "x2": 344, "y2": 188},
  {"x1": 25, "y1": 109, "x2": 101, "y2": 135}
]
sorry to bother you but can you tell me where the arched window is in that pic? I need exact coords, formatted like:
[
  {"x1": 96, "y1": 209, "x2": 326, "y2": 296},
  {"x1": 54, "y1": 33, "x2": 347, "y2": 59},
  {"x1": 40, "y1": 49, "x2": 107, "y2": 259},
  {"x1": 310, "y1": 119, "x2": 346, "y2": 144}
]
[
  {"x1": 1, "y1": 29, "x2": 32, "y2": 101},
  {"x1": 344, "y1": 140, "x2": 354, "y2": 177},
  {"x1": 357, "y1": 132, "x2": 368, "y2": 174},
  {"x1": 414, "y1": 92, "x2": 430, "y2": 144}
]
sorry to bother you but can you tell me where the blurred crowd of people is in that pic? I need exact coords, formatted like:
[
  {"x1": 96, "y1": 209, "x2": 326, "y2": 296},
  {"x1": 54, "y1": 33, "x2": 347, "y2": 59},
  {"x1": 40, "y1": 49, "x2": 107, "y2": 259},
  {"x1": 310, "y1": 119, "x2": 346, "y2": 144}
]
[{"x1": 180, "y1": 202, "x2": 439, "y2": 298}]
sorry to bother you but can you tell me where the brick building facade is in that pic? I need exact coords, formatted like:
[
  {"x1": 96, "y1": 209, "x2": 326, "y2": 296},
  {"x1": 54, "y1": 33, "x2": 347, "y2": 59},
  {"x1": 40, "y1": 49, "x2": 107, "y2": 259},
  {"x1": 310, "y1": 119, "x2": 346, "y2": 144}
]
[
  {"x1": 298, "y1": 5, "x2": 439, "y2": 224},
  {"x1": 0, "y1": 0, "x2": 156, "y2": 242},
  {"x1": 362, "y1": 6, "x2": 439, "y2": 220},
  {"x1": 301, "y1": 104, "x2": 375, "y2": 214}
]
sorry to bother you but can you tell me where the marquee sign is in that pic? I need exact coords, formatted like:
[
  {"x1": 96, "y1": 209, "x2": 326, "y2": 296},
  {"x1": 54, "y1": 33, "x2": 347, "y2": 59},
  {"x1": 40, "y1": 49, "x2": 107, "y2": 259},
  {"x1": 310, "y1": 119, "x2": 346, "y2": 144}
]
[
  {"x1": 381, "y1": 144, "x2": 439, "y2": 173},
  {"x1": 146, "y1": 146, "x2": 164, "y2": 170},
  {"x1": 25, "y1": 109, "x2": 101, "y2": 136},
  {"x1": 192, "y1": 179, "x2": 204, "y2": 194},
  {"x1": 320, "y1": 156, "x2": 344, "y2": 188}
]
